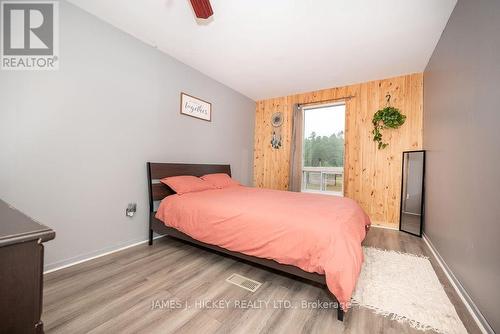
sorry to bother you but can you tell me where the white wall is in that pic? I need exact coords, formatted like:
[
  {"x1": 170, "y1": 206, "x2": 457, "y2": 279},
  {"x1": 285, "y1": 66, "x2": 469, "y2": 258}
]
[{"x1": 0, "y1": 1, "x2": 255, "y2": 270}]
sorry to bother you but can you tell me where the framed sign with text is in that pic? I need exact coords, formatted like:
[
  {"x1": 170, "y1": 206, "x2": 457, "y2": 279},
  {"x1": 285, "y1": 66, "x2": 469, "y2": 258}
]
[{"x1": 180, "y1": 92, "x2": 212, "y2": 122}]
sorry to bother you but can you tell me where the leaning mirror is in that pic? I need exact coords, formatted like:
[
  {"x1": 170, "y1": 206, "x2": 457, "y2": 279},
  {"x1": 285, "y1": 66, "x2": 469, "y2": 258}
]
[{"x1": 399, "y1": 150, "x2": 425, "y2": 237}]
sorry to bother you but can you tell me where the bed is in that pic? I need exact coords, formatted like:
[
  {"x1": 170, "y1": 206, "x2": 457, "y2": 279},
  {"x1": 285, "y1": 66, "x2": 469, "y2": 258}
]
[{"x1": 147, "y1": 162, "x2": 370, "y2": 321}]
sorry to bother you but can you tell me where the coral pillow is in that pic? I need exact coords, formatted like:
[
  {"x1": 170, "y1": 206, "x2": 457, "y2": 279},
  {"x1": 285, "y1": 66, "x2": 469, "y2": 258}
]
[
  {"x1": 160, "y1": 175, "x2": 215, "y2": 195},
  {"x1": 201, "y1": 173, "x2": 240, "y2": 189}
]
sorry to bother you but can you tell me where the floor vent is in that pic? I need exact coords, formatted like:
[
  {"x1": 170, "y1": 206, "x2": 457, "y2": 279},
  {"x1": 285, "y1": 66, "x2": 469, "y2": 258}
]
[{"x1": 225, "y1": 273, "x2": 262, "y2": 292}]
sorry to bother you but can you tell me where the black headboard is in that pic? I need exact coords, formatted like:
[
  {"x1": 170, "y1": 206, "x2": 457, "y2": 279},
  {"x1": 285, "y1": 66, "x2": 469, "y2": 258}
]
[{"x1": 147, "y1": 162, "x2": 231, "y2": 212}]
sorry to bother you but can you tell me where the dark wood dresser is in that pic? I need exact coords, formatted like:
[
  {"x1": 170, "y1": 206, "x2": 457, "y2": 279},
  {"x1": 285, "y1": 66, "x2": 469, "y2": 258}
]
[{"x1": 0, "y1": 200, "x2": 55, "y2": 334}]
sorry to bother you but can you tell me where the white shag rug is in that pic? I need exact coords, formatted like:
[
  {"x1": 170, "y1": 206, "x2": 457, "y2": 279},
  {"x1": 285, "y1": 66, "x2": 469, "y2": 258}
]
[{"x1": 351, "y1": 247, "x2": 467, "y2": 334}]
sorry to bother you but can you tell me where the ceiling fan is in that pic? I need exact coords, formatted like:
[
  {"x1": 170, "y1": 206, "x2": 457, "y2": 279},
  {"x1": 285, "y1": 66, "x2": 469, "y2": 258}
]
[{"x1": 189, "y1": 0, "x2": 213, "y2": 19}]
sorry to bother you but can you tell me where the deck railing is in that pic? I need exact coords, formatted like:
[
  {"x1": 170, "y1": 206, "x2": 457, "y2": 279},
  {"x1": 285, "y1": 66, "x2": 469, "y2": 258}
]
[{"x1": 302, "y1": 166, "x2": 344, "y2": 195}]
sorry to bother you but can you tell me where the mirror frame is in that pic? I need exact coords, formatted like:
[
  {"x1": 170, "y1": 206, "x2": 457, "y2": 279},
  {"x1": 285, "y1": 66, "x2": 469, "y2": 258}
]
[{"x1": 399, "y1": 150, "x2": 426, "y2": 237}]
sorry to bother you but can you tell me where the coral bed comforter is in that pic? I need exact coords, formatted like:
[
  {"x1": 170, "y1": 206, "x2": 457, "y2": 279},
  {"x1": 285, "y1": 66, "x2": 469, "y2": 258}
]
[{"x1": 156, "y1": 186, "x2": 370, "y2": 305}]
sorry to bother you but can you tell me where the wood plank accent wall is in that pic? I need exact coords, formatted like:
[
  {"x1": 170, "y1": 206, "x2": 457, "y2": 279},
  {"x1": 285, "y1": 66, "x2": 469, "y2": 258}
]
[{"x1": 253, "y1": 73, "x2": 423, "y2": 228}]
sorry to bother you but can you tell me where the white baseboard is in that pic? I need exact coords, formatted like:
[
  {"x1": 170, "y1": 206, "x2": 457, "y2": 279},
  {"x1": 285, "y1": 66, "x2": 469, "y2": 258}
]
[
  {"x1": 43, "y1": 235, "x2": 164, "y2": 274},
  {"x1": 370, "y1": 224, "x2": 399, "y2": 231},
  {"x1": 423, "y1": 233, "x2": 493, "y2": 334}
]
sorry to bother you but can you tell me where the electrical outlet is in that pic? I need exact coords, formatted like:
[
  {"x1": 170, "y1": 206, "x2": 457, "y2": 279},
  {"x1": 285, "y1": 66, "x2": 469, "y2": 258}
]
[{"x1": 126, "y1": 203, "x2": 137, "y2": 217}]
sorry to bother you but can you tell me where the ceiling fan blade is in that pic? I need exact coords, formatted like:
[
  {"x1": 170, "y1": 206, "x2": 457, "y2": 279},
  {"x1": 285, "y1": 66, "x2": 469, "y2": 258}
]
[{"x1": 190, "y1": 0, "x2": 213, "y2": 19}]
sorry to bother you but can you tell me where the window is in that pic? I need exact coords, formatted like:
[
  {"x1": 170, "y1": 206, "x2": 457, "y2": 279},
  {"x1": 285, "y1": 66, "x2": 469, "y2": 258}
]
[{"x1": 302, "y1": 103, "x2": 345, "y2": 196}]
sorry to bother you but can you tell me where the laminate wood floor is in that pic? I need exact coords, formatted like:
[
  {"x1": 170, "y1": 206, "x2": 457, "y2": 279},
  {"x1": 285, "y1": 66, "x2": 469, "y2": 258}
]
[{"x1": 43, "y1": 228, "x2": 480, "y2": 333}]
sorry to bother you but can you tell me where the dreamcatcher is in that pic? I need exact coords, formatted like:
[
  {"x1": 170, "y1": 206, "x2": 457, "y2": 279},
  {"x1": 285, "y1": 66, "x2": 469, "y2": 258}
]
[{"x1": 270, "y1": 112, "x2": 283, "y2": 149}]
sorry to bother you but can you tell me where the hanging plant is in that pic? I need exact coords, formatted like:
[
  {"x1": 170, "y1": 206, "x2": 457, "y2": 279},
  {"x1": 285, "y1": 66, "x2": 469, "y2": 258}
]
[{"x1": 372, "y1": 95, "x2": 406, "y2": 149}]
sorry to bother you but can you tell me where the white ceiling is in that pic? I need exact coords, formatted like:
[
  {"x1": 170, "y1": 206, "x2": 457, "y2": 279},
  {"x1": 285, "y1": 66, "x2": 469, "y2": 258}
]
[{"x1": 67, "y1": 0, "x2": 456, "y2": 100}]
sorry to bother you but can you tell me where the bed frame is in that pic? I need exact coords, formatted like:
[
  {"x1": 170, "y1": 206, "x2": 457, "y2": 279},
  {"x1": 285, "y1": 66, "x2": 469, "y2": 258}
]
[{"x1": 147, "y1": 162, "x2": 344, "y2": 321}]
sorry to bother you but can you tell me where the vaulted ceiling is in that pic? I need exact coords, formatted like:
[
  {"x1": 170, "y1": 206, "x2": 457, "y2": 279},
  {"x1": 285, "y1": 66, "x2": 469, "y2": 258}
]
[{"x1": 68, "y1": 0, "x2": 457, "y2": 100}]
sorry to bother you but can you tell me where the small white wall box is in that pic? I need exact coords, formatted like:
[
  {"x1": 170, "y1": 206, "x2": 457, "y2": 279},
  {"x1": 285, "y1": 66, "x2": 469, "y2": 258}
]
[{"x1": 126, "y1": 203, "x2": 137, "y2": 217}]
